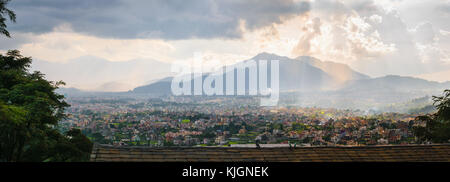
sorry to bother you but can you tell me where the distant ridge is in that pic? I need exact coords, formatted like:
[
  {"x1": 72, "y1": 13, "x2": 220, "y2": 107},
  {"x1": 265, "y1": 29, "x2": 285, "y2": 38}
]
[
  {"x1": 132, "y1": 77, "x2": 172, "y2": 95},
  {"x1": 132, "y1": 53, "x2": 350, "y2": 94},
  {"x1": 341, "y1": 75, "x2": 448, "y2": 92},
  {"x1": 32, "y1": 56, "x2": 172, "y2": 92},
  {"x1": 60, "y1": 53, "x2": 450, "y2": 110},
  {"x1": 131, "y1": 53, "x2": 449, "y2": 96},
  {"x1": 295, "y1": 56, "x2": 370, "y2": 83}
]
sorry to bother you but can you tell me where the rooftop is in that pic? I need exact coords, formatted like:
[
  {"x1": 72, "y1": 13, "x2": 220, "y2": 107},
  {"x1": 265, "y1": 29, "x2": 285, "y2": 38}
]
[{"x1": 90, "y1": 144, "x2": 450, "y2": 162}]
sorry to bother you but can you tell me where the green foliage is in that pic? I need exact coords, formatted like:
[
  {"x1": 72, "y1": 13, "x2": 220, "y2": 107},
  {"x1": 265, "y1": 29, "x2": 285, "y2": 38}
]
[
  {"x1": 413, "y1": 89, "x2": 450, "y2": 143},
  {"x1": 0, "y1": 50, "x2": 92, "y2": 161},
  {"x1": 0, "y1": 0, "x2": 16, "y2": 37},
  {"x1": 47, "y1": 129, "x2": 93, "y2": 162},
  {"x1": 90, "y1": 132, "x2": 107, "y2": 144},
  {"x1": 408, "y1": 105, "x2": 435, "y2": 115},
  {"x1": 433, "y1": 89, "x2": 450, "y2": 122},
  {"x1": 0, "y1": 102, "x2": 27, "y2": 161}
]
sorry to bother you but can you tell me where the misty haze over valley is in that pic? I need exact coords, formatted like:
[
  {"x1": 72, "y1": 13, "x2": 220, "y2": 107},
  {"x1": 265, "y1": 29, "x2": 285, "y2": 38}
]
[{"x1": 50, "y1": 52, "x2": 449, "y2": 113}]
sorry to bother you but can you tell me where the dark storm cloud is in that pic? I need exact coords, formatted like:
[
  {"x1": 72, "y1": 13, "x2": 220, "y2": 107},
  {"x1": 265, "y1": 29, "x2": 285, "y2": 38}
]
[
  {"x1": 8, "y1": 0, "x2": 122, "y2": 34},
  {"x1": 7, "y1": 0, "x2": 310, "y2": 39}
]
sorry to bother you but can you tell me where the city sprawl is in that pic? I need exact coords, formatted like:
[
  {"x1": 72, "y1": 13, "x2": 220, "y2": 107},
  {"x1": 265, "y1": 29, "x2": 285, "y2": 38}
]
[{"x1": 60, "y1": 96, "x2": 425, "y2": 147}]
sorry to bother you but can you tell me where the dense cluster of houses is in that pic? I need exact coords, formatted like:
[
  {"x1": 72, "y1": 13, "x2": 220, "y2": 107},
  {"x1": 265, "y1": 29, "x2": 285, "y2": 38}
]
[{"x1": 61, "y1": 96, "x2": 420, "y2": 146}]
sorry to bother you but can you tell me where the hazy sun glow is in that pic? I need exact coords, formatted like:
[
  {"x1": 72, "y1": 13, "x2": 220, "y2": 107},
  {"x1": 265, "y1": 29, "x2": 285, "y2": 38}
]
[{"x1": 1, "y1": 0, "x2": 450, "y2": 91}]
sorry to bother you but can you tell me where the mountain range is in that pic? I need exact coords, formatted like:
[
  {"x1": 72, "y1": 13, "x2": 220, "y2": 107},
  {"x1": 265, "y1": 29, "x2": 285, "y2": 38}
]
[
  {"x1": 133, "y1": 52, "x2": 449, "y2": 94},
  {"x1": 32, "y1": 56, "x2": 172, "y2": 92},
  {"x1": 52, "y1": 52, "x2": 450, "y2": 111},
  {"x1": 132, "y1": 53, "x2": 371, "y2": 94}
]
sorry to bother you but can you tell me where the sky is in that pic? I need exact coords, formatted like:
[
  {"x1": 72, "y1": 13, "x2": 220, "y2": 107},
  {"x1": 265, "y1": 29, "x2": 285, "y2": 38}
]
[{"x1": 1, "y1": 0, "x2": 450, "y2": 91}]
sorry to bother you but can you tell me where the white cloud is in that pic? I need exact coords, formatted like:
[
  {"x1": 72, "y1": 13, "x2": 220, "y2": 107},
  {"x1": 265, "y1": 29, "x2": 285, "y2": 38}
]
[
  {"x1": 7, "y1": 25, "x2": 176, "y2": 63},
  {"x1": 3, "y1": 0, "x2": 450, "y2": 91},
  {"x1": 369, "y1": 14, "x2": 382, "y2": 24},
  {"x1": 290, "y1": 3, "x2": 396, "y2": 66}
]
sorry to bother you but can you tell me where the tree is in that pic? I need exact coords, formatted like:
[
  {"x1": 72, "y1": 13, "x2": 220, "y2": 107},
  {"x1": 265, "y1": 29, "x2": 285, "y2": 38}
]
[
  {"x1": 0, "y1": 0, "x2": 16, "y2": 37},
  {"x1": 91, "y1": 132, "x2": 107, "y2": 144},
  {"x1": 0, "y1": 2, "x2": 92, "y2": 161},
  {"x1": 0, "y1": 101, "x2": 27, "y2": 161},
  {"x1": 44, "y1": 129, "x2": 93, "y2": 162},
  {"x1": 413, "y1": 89, "x2": 450, "y2": 143},
  {"x1": 0, "y1": 50, "x2": 93, "y2": 161}
]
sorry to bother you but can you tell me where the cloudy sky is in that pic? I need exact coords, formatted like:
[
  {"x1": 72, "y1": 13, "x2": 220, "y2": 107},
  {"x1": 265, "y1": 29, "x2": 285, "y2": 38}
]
[{"x1": 1, "y1": 0, "x2": 450, "y2": 91}]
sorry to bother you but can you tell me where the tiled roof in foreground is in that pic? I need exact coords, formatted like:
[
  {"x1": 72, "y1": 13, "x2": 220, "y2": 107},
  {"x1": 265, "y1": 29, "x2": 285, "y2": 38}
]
[{"x1": 90, "y1": 144, "x2": 450, "y2": 162}]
